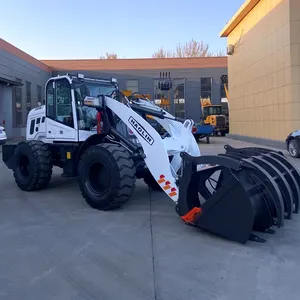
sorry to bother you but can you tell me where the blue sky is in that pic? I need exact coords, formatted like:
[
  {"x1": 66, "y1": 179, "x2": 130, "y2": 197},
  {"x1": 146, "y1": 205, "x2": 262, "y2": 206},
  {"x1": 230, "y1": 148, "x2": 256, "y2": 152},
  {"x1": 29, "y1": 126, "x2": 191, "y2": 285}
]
[{"x1": 0, "y1": 0, "x2": 244, "y2": 60}]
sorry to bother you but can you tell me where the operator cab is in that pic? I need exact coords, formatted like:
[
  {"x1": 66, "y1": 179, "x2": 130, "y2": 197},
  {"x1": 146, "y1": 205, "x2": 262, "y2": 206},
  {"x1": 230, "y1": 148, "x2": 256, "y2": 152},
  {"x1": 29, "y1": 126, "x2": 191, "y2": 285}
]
[
  {"x1": 202, "y1": 105, "x2": 222, "y2": 118},
  {"x1": 44, "y1": 73, "x2": 119, "y2": 142}
]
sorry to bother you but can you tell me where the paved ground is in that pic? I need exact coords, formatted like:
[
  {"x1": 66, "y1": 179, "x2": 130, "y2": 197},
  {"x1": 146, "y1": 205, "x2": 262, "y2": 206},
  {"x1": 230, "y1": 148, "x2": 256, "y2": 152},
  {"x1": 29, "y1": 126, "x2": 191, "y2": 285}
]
[{"x1": 1, "y1": 137, "x2": 300, "y2": 300}]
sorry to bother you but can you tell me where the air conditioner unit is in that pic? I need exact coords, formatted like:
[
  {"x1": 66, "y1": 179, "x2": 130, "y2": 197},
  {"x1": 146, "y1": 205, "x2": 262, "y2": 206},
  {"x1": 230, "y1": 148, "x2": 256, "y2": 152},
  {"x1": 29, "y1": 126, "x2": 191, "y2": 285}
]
[{"x1": 227, "y1": 44, "x2": 235, "y2": 55}]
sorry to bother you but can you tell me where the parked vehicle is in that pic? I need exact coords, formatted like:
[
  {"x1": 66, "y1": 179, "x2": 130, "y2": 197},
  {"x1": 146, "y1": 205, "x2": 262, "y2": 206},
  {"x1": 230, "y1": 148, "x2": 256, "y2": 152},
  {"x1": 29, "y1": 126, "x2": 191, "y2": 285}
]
[
  {"x1": 286, "y1": 130, "x2": 300, "y2": 158},
  {"x1": 0, "y1": 124, "x2": 7, "y2": 145},
  {"x1": 192, "y1": 123, "x2": 214, "y2": 144}
]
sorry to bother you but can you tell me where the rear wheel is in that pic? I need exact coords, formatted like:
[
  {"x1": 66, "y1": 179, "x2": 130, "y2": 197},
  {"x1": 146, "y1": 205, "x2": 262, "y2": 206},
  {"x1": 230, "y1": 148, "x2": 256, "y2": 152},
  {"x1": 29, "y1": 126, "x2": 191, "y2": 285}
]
[
  {"x1": 13, "y1": 141, "x2": 53, "y2": 191},
  {"x1": 78, "y1": 143, "x2": 136, "y2": 210}
]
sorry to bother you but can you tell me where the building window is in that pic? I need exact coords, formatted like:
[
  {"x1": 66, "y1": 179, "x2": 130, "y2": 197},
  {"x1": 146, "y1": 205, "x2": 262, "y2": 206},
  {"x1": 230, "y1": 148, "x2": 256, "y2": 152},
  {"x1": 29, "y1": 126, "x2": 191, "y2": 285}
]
[
  {"x1": 126, "y1": 79, "x2": 139, "y2": 94},
  {"x1": 37, "y1": 85, "x2": 42, "y2": 105},
  {"x1": 200, "y1": 77, "x2": 212, "y2": 100},
  {"x1": 26, "y1": 81, "x2": 31, "y2": 113},
  {"x1": 13, "y1": 78, "x2": 23, "y2": 127},
  {"x1": 173, "y1": 79, "x2": 185, "y2": 119},
  {"x1": 55, "y1": 79, "x2": 73, "y2": 127}
]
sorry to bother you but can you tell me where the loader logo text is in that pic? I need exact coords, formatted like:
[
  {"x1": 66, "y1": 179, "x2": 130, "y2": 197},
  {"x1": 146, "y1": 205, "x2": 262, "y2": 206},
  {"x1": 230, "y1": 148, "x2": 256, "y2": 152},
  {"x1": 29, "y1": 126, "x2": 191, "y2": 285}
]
[{"x1": 128, "y1": 116, "x2": 154, "y2": 145}]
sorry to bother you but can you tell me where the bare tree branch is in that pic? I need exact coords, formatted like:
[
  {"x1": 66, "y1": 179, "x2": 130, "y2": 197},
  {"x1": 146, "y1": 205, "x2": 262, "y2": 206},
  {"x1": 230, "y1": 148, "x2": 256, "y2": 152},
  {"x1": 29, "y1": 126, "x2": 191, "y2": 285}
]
[
  {"x1": 207, "y1": 49, "x2": 226, "y2": 57},
  {"x1": 152, "y1": 47, "x2": 174, "y2": 58},
  {"x1": 100, "y1": 52, "x2": 118, "y2": 59},
  {"x1": 152, "y1": 39, "x2": 226, "y2": 58},
  {"x1": 175, "y1": 39, "x2": 209, "y2": 57}
]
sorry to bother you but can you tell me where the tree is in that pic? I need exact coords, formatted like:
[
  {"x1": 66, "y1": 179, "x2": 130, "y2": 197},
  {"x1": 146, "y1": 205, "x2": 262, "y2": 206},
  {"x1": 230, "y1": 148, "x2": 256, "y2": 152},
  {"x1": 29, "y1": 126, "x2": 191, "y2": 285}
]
[
  {"x1": 100, "y1": 52, "x2": 118, "y2": 59},
  {"x1": 175, "y1": 39, "x2": 209, "y2": 57},
  {"x1": 207, "y1": 49, "x2": 226, "y2": 57},
  {"x1": 151, "y1": 47, "x2": 174, "y2": 58},
  {"x1": 152, "y1": 39, "x2": 226, "y2": 58}
]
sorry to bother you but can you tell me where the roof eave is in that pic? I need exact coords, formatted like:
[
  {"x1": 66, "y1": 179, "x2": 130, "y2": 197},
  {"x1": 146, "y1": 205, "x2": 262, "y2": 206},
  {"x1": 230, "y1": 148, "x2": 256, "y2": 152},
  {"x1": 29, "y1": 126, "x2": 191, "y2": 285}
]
[{"x1": 220, "y1": 0, "x2": 261, "y2": 37}]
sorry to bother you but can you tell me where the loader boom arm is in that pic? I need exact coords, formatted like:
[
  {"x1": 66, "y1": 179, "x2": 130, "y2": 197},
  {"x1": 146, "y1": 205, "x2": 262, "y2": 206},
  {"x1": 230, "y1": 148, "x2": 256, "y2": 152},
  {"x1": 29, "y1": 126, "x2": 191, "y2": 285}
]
[{"x1": 104, "y1": 95, "x2": 200, "y2": 203}]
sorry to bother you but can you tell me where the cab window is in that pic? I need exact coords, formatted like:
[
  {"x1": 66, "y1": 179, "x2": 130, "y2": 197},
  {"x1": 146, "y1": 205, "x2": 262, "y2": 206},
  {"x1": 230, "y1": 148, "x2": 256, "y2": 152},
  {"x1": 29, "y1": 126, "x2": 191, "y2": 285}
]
[{"x1": 46, "y1": 80, "x2": 54, "y2": 119}]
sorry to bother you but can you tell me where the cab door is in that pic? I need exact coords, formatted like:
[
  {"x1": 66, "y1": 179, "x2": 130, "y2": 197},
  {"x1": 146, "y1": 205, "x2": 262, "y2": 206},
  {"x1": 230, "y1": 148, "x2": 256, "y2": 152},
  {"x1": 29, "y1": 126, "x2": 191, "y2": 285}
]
[{"x1": 45, "y1": 77, "x2": 78, "y2": 141}]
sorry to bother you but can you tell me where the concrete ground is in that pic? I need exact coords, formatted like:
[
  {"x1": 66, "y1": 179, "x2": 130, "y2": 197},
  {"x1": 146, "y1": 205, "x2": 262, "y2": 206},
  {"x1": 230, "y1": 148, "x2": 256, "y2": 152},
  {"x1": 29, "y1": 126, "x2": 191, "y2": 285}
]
[{"x1": 1, "y1": 137, "x2": 300, "y2": 300}]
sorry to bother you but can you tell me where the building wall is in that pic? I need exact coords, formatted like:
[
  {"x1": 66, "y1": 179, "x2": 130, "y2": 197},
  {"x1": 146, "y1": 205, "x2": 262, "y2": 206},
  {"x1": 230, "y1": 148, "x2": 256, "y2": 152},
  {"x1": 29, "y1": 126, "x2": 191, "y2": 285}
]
[
  {"x1": 0, "y1": 84, "x2": 13, "y2": 137},
  {"x1": 289, "y1": 0, "x2": 300, "y2": 134},
  {"x1": 0, "y1": 37, "x2": 227, "y2": 138},
  {"x1": 0, "y1": 44, "x2": 51, "y2": 138},
  {"x1": 226, "y1": 0, "x2": 292, "y2": 141},
  {"x1": 52, "y1": 67, "x2": 227, "y2": 122}
]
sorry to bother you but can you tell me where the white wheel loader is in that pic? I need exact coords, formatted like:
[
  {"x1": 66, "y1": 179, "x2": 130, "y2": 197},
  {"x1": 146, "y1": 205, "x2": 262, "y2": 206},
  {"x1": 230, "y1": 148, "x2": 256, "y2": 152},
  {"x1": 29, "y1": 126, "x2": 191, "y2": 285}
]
[{"x1": 2, "y1": 73, "x2": 300, "y2": 244}]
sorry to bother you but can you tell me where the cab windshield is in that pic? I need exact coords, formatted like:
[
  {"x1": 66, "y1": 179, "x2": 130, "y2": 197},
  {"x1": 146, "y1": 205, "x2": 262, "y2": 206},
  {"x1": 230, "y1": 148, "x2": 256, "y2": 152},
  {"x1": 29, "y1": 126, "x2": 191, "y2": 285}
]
[
  {"x1": 203, "y1": 105, "x2": 222, "y2": 118},
  {"x1": 73, "y1": 80, "x2": 118, "y2": 131}
]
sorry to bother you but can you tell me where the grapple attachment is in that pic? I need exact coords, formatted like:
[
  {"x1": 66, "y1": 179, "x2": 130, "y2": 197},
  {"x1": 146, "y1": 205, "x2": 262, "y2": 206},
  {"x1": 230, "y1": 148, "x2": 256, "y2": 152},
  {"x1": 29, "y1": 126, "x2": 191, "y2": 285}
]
[{"x1": 176, "y1": 145, "x2": 300, "y2": 244}]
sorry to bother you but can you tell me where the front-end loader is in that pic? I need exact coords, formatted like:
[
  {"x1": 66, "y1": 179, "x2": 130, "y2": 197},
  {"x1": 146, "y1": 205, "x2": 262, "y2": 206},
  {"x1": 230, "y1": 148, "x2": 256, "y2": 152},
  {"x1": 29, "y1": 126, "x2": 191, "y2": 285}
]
[
  {"x1": 200, "y1": 98, "x2": 228, "y2": 136},
  {"x1": 2, "y1": 73, "x2": 300, "y2": 244}
]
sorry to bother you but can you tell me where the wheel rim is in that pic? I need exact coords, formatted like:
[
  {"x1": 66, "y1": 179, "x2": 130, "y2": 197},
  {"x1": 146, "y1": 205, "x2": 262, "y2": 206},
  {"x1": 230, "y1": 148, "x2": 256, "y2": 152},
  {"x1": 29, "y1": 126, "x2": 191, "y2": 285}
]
[
  {"x1": 18, "y1": 154, "x2": 30, "y2": 179},
  {"x1": 289, "y1": 140, "x2": 297, "y2": 156},
  {"x1": 87, "y1": 162, "x2": 111, "y2": 196}
]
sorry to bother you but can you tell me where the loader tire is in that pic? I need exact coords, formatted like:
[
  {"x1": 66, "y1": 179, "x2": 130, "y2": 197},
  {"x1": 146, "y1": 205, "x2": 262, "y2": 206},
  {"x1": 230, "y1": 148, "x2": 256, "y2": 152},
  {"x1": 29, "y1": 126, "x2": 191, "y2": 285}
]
[
  {"x1": 78, "y1": 143, "x2": 136, "y2": 210},
  {"x1": 13, "y1": 141, "x2": 53, "y2": 191},
  {"x1": 143, "y1": 171, "x2": 162, "y2": 191}
]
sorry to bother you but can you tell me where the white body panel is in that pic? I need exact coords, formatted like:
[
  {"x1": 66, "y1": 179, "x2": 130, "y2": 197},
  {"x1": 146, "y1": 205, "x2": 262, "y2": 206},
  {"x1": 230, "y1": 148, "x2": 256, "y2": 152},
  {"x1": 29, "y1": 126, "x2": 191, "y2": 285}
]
[
  {"x1": 26, "y1": 106, "x2": 47, "y2": 141},
  {"x1": 46, "y1": 119, "x2": 77, "y2": 141},
  {"x1": 130, "y1": 98, "x2": 201, "y2": 173},
  {"x1": 0, "y1": 125, "x2": 7, "y2": 144}
]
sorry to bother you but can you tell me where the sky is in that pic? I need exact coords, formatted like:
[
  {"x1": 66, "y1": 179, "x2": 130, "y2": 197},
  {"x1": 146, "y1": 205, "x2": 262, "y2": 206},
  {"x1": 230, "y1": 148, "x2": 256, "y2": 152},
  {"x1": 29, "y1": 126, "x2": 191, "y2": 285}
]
[{"x1": 0, "y1": 0, "x2": 245, "y2": 60}]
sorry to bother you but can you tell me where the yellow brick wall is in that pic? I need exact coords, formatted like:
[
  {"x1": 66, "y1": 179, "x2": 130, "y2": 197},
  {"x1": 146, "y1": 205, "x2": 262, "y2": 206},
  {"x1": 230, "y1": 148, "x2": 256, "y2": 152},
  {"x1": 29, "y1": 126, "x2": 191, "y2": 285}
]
[
  {"x1": 227, "y1": 0, "x2": 293, "y2": 140},
  {"x1": 289, "y1": 0, "x2": 300, "y2": 134}
]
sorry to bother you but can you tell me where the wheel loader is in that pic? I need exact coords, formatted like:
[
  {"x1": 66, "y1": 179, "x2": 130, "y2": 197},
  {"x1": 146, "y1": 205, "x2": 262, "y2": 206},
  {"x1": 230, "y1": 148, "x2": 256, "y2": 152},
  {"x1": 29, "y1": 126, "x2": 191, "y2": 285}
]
[
  {"x1": 2, "y1": 73, "x2": 300, "y2": 244},
  {"x1": 200, "y1": 98, "x2": 228, "y2": 136}
]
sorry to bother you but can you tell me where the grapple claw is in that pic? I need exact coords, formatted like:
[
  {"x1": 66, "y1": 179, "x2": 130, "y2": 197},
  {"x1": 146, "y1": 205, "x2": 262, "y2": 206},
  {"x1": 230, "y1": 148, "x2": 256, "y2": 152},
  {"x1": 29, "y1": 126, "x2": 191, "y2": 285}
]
[
  {"x1": 181, "y1": 207, "x2": 202, "y2": 224},
  {"x1": 177, "y1": 146, "x2": 300, "y2": 244}
]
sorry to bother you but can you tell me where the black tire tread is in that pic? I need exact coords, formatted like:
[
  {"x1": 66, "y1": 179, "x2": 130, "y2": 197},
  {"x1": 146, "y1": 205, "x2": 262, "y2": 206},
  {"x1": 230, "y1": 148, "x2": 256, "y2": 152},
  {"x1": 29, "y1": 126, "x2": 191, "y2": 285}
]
[
  {"x1": 78, "y1": 143, "x2": 136, "y2": 210},
  {"x1": 13, "y1": 140, "x2": 53, "y2": 191}
]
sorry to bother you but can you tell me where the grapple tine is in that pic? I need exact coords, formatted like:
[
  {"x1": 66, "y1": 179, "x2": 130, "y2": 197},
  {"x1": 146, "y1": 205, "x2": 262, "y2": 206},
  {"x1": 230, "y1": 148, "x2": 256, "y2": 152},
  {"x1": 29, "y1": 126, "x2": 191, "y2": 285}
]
[
  {"x1": 176, "y1": 144, "x2": 300, "y2": 244},
  {"x1": 221, "y1": 151, "x2": 293, "y2": 220},
  {"x1": 177, "y1": 152, "x2": 273, "y2": 243},
  {"x1": 224, "y1": 145, "x2": 300, "y2": 214},
  {"x1": 219, "y1": 153, "x2": 284, "y2": 228}
]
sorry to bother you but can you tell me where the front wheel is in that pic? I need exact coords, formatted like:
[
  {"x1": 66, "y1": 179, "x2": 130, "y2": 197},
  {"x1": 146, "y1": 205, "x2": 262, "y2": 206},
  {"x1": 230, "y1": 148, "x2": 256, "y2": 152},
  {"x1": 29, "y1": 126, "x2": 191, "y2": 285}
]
[
  {"x1": 288, "y1": 139, "x2": 300, "y2": 158},
  {"x1": 143, "y1": 171, "x2": 162, "y2": 191},
  {"x1": 78, "y1": 143, "x2": 136, "y2": 210}
]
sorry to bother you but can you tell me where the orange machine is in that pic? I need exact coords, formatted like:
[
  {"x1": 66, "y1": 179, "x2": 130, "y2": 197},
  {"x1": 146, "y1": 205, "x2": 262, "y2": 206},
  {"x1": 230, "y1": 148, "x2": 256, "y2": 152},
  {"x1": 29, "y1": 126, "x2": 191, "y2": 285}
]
[{"x1": 200, "y1": 97, "x2": 228, "y2": 136}]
